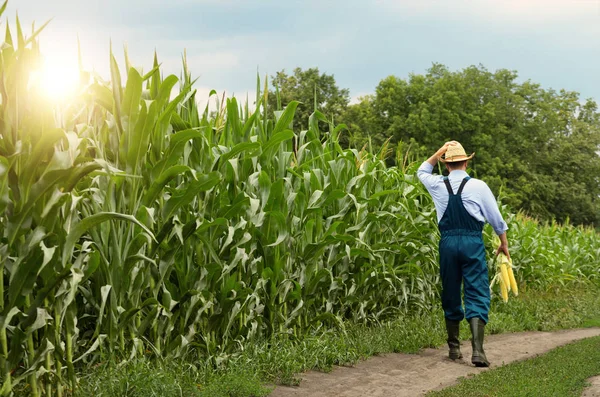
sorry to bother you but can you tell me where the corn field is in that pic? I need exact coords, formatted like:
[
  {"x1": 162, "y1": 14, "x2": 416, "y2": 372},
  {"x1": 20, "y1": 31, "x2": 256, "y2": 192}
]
[{"x1": 0, "y1": 8, "x2": 599, "y2": 395}]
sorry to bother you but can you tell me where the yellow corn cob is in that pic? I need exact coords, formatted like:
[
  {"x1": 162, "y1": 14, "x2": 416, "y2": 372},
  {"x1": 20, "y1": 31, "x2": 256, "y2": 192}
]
[
  {"x1": 496, "y1": 251, "x2": 518, "y2": 302},
  {"x1": 498, "y1": 252, "x2": 518, "y2": 296},
  {"x1": 500, "y1": 261, "x2": 511, "y2": 293},
  {"x1": 507, "y1": 263, "x2": 518, "y2": 296},
  {"x1": 499, "y1": 276, "x2": 509, "y2": 303}
]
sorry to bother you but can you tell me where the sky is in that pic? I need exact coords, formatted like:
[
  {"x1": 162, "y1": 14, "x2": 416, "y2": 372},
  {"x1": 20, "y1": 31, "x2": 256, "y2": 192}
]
[{"x1": 7, "y1": 0, "x2": 600, "y2": 107}]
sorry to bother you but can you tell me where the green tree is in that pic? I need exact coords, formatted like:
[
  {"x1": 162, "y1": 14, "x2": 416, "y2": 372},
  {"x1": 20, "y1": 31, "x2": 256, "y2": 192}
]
[
  {"x1": 341, "y1": 94, "x2": 377, "y2": 149},
  {"x1": 268, "y1": 67, "x2": 350, "y2": 131}
]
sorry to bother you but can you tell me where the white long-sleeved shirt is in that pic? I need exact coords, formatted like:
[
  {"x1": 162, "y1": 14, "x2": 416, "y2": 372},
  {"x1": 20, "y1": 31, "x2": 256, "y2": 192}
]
[{"x1": 417, "y1": 162, "x2": 508, "y2": 236}]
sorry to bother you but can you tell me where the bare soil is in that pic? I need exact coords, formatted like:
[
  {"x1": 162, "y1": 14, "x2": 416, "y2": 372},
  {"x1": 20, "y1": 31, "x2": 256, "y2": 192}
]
[
  {"x1": 270, "y1": 328, "x2": 600, "y2": 397},
  {"x1": 583, "y1": 375, "x2": 600, "y2": 397}
]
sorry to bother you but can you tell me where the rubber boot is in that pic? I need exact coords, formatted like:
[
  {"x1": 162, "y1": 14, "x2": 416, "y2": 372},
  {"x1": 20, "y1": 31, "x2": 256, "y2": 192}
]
[
  {"x1": 445, "y1": 319, "x2": 462, "y2": 360},
  {"x1": 469, "y1": 317, "x2": 490, "y2": 367}
]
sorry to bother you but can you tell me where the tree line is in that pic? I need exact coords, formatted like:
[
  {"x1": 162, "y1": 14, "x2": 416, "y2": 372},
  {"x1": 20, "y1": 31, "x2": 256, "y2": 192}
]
[{"x1": 268, "y1": 64, "x2": 600, "y2": 227}]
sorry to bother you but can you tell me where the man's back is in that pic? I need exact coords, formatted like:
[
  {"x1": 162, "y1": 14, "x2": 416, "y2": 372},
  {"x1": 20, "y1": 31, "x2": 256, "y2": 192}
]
[{"x1": 417, "y1": 162, "x2": 507, "y2": 236}]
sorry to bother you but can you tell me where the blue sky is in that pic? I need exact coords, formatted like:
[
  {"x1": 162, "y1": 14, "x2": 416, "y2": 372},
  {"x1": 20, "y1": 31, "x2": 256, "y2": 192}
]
[{"x1": 8, "y1": 0, "x2": 600, "y2": 105}]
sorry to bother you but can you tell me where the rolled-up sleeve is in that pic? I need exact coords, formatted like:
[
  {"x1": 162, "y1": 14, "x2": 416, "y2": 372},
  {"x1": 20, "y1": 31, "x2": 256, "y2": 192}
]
[
  {"x1": 479, "y1": 184, "x2": 508, "y2": 235},
  {"x1": 417, "y1": 162, "x2": 437, "y2": 191}
]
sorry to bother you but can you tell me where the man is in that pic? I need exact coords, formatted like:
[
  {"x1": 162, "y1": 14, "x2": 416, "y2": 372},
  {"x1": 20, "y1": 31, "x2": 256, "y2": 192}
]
[{"x1": 417, "y1": 141, "x2": 509, "y2": 367}]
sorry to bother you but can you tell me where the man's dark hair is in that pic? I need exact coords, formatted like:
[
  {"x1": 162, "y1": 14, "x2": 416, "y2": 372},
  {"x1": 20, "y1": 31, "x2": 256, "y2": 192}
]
[{"x1": 446, "y1": 160, "x2": 467, "y2": 171}]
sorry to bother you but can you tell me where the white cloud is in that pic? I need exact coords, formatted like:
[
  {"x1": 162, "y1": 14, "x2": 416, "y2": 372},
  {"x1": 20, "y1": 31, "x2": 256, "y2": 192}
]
[
  {"x1": 350, "y1": 92, "x2": 373, "y2": 104},
  {"x1": 160, "y1": 52, "x2": 240, "y2": 75},
  {"x1": 376, "y1": 0, "x2": 598, "y2": 22}
]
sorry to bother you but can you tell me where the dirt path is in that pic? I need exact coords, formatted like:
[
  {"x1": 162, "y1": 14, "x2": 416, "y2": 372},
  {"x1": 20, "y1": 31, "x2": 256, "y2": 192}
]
[
  {"x1": 270, "y1": 328, "x2": 600, "y2": 397},
  {"x1": 583, "y1": 376, "x2": 600, "y2": 397}
]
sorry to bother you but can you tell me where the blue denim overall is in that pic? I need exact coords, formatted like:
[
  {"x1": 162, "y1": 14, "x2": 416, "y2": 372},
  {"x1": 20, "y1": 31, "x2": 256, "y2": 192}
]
[{"x1": 439, "y1": 176, "x2": 490, "y2": 323}]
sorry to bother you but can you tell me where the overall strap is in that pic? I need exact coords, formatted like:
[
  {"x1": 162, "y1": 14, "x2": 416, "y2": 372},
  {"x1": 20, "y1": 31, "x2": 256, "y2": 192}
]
[
  {"x1": 457, "y1": 177, "x2": 471, "y2": 195},
  {"x1": 443, "y1": 177, "x2": 454, "y2": 195}
]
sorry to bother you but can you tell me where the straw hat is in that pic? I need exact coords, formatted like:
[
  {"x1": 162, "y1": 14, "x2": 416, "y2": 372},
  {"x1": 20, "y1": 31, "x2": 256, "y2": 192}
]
[{"x1": 439, "y1": 142, "x2": 474, "y2": 163}]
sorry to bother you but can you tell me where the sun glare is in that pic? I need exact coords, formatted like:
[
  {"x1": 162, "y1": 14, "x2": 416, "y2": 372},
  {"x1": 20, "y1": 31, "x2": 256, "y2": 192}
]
[{"x1": 30, "y1": 56, "x2": 80, "y2": 102}]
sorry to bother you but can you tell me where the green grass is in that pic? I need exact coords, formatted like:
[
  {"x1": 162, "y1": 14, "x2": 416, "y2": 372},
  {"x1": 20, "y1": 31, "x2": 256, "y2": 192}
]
[
  {"x1": 70, "y1": 285, "x2": 600, "y2": 396},
  {"x1": 76, "y1": 359, "x2": 271, "y2": 397},
  {"x1": 487, "y1": 283, "x2": 600, "y2": 334},
  {"x1": 428, "y1": 335, "x2": 600, "y2": 397},
  {"x1": 581, "y1": 317, "x2": 600, "y2": 328},
  {"x1": 77, "y1": 359, "x2": 203, "y2": 397}
]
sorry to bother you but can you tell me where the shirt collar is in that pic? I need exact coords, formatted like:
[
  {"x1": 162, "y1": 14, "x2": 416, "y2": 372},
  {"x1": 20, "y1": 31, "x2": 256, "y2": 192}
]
[{"x1": 448, "y1": 170, "x2": 469, "y2": 180}]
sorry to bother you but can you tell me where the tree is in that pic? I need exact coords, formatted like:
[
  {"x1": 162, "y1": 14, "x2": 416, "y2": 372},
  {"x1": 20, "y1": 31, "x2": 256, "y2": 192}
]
[
  {"x1": 268, "y1": 67, "x2": 350, "y2": 132},
  {"x1": 341, "y1": 94, "x2": 377, "y2": 149}
]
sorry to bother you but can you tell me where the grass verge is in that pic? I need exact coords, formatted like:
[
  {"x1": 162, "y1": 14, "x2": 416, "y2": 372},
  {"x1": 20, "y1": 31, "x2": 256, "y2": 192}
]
[
  {"x1": 427, "y1": 335, "x2": 600, "y2": 397},
  {"x1": 73, "y1": 285, "x2": 600, "y2": 396},
  {"x1": 77, "y1": 360, "x2": 271, "y2": 397}
]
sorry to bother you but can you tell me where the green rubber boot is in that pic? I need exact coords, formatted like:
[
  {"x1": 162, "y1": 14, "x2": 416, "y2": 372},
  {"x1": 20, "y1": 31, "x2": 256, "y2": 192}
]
[
  {"x1": 445, "y1": 318, "x2": 462, "y2": 360},
  {"x1": 469, "y1": 317, "x2": 490, "y2": 367}
]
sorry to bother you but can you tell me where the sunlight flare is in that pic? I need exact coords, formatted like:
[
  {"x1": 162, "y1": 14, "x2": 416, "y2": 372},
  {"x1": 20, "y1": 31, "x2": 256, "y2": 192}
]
[{"x1": 29, "y1": 54, "x2": 80, "y2": 101}]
